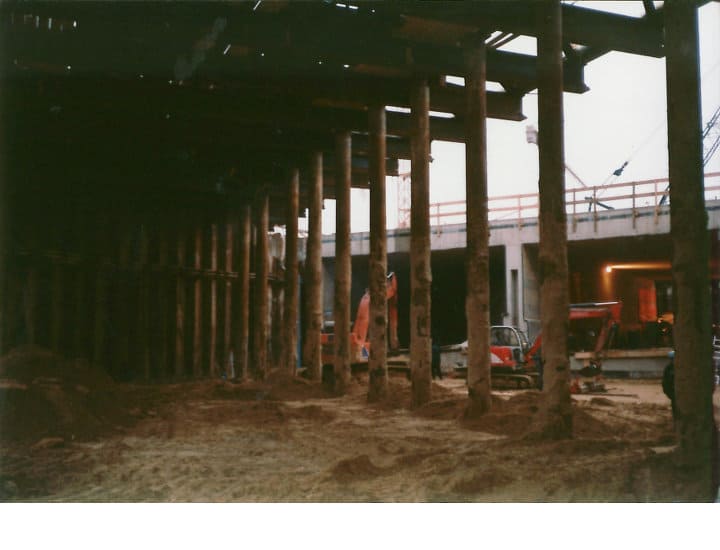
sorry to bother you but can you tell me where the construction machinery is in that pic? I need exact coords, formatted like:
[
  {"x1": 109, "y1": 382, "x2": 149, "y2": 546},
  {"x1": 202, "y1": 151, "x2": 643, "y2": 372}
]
[
  {"x1": 320, "y1": 272, "x2": 398, "y2": 367},
  {"x1": 442, "y1": 325, "x2": 537, "y2": 388},
  {"x1": 445, "y1": 301, "x2": 622, "y2": 390}
]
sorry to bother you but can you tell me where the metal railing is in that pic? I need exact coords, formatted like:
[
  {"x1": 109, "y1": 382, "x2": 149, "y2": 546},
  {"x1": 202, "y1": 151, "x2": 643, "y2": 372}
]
[{"x1": 406, "y1": 172, "x2": 720, "y2": 231}]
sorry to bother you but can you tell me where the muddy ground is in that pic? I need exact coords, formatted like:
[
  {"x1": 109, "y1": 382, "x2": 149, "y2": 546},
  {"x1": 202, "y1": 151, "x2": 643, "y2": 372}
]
[{"x1": 1, "y1": 347, "x2": 717, "y2": 502}]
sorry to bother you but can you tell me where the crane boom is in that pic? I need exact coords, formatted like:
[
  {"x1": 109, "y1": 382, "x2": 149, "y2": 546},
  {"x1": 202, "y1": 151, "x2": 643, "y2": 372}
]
[{"x1": 703, "y1": 105, "x2": 720, "y2": 167}]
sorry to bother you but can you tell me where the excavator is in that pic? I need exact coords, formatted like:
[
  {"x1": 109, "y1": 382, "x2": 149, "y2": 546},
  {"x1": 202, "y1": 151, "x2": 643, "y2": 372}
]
[
  {"x1": 320, "y1": 272, "x2": 399, "y2": 368},
  {"x1": 446, "y1": 301, "x2": 622, "y2": 390}
]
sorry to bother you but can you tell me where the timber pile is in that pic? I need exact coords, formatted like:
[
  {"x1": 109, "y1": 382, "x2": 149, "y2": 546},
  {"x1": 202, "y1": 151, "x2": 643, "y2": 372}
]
[{"x1": 0, "y1": 347, "x2": 138, "y2": 443}]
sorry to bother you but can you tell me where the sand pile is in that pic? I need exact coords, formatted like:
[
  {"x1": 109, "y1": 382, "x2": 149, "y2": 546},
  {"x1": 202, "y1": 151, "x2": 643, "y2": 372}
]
[{"x1": 0, "y1": 347, "x2": 138, "y2": 443}]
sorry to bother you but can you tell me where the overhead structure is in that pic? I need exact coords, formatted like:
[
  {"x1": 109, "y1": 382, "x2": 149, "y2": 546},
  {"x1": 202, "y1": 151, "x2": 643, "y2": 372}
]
[
  {"x1": 0, "y1": 0, "x2": 698, "y2": 394},
  {"x1": 0, "y1": 1, "x2": 670, "y2": 222}
]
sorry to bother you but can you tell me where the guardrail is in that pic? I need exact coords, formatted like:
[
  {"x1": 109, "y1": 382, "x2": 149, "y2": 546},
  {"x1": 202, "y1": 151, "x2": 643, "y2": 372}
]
[{"x1": 406, "y1": 171, "x2": 720, "y2": 232}]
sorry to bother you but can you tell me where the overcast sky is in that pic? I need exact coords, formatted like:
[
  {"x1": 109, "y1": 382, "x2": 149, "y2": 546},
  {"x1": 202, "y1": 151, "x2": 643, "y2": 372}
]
[{"x1": 319, "y1": 1, "x2": 720, "y2": 234}]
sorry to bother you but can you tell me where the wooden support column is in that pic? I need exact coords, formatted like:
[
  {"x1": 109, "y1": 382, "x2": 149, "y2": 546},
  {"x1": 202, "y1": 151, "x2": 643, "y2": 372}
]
[
  {"x1": 1, "y1": 267, "x2": 19, "y2": 353},
  {"x1": 175, "y1": 224, "x2": 187, "y2": 379},
  {"x1": 73, "y1": 216, "x2": 89, "y2": 359},
  {"x1": 535, "y1": 0, "x2": 572, "y2": 438},
  {"x1": 209, "y1": 223, "x2": 219, "y2": 377},
  {"x1": 22, "y1": 264, "x2": 38, "y2": 346},
  {"x1": 73, "y1": 262, "x2": 87, "y2": 360},
  {"x1": 157, "y1": 226, "x2": 170, "y2": 379},
  {"x1": 464, "y1": 39, "x2": 492, "y2": 416},
  {"x1": 136, "y1": 224, "x2": 150, "y2": 379},
  {"x1": 410, "y1": 78, "x2": 433, "y2": 407},
  {"x1": 253, "y1": 191, "x2": 270, "y2": 380},
  {"x1": 93, "y1": 223, "x2": 109, "y2": 367},
  {"x1": 283, "y1": 168, "x2": 300, "y2": 375},
  {"x1": 303, "y1": 152, "x2": 324, "y2": 380},
  {"x1": 192, "y1": 222, "x2": 203, "y2": 378},
  {"x1": 115, "y1": 229, "x2": 132, "y2": 379},
  {"x1": 50, "y1": 260, "x2": 64, "y2": 352},
  {"x1": 270, "y1": 266, "x2": 284, "y2": 371},
  {"x1": 664, "y1": 0, "x2": 714, "y2": 498},
  {"x1": 333, "y1": 131, "x2": 353, "y2": 393},
  {"x1": 236, "y1": 204, "x2": 252, "y2": 381},
  {"x1": 223, "y1": 215, "x2": 234, "y2": 378},
  {"x1": 367, "y1": 104, "x2": 389, "y2": 402}
]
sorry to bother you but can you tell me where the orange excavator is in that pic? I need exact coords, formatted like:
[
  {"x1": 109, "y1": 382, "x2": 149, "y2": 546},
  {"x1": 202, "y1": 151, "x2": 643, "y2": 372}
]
[
  {"x1": 524, "y1": 301, "x2": 622, "y2": 392},
  {"x1": 321, "y1": 272, "x2": 399, "y2": 366},
  {"x1": 448, "y1": 301, "x2": 622, "y2": 390}
]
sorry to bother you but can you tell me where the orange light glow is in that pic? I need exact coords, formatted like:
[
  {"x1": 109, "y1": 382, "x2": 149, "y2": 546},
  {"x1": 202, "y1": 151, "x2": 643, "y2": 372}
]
[{"x1": 605, "y1": 262, "x2": 672, "y2": 271}]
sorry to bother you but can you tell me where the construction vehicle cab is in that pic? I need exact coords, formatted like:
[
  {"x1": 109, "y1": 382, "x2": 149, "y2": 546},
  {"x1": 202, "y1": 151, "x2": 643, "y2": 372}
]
[{"x1": 320, "y1": 272, "x2": 398, "y2": 367}]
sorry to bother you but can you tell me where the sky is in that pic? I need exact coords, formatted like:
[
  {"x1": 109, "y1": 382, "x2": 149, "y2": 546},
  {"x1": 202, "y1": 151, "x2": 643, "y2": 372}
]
[{"x1": 317, "y1": 1, "x2": 720, "y2": 235}]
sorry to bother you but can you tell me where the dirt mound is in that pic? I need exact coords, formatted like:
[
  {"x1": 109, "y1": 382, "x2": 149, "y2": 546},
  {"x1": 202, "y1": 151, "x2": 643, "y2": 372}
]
[
  {"x1": 414, "y1": 397, "x2": 466, "y2": 420},
  {"x1": 236, "y1": 401, "x2": 289, "y2": 424},
  {"x1": 286, "y1": 405, "x2": 336, "y2": 423},
  {"x1": 371, "y1": 379, "x2": 460, "y2": 411},
  {"x1": 0, "y1": 347, "x2": 137, "y2": 443},
  {"x1": 213, "y1": 371, "x2": 334, "y2": 402},
  {"x1": 451, "y1": 469, "x2": 515, "y2": 495},
  {"x1": 571, "y1": 406, "x2": 620, "y2": 439},
  {"x1": 265, "y1": 371, "x2": 334, "y2": 401},
  {"x1": 330, "y1": 455, "x2": 385, "y2": 481}
]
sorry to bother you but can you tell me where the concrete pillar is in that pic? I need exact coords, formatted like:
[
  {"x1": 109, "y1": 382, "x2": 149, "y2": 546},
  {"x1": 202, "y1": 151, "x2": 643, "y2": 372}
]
[
  {"x1": 236, "y1": 204, "x2": 252, "y2": 381},
  {"x1": 253, "y1": 191, "x2": 270, "y2": 379},
  {"x1": 504, "y1": 243, "x2": 524, "y2": 331},
  {"x1": 283, "y1": 168, "x2": 300, "y2": 374},
  {"x1": 464, "y1": 38, "x2": 492, "y2": 415},
  {"x1": 303, "y1": 152, "x2": 324, "y2": 380},
  {"x1": 367, "y1": 104, "x2": 389, "y2": 402},
  {"x1": 536, "y1": 0, "x2": 572, "y2": 438},
  {"x1": 664, "y1": 0, "x2": 714, "y2": 497},
  {"x1": 410, "y1": 78, "x2": 433, "y2": 407},
  {"x1": 334, "y1": 131, "x2": 353, "y2": 393}
]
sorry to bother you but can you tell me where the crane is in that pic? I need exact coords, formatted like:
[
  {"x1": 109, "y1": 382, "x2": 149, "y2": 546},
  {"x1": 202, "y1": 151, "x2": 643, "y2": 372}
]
[
  {"x1": 659, "y1": 104, "x2": 720, "y2": 205},
  {"x1": 525, "y1": 125, "x2": 614, "y2": 211}
]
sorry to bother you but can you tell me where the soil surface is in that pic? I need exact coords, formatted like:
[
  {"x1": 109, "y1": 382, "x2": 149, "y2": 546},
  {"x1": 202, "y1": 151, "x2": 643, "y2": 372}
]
[{"x1": 1, "y1": 347, "x2": 718, "y2": 502}]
